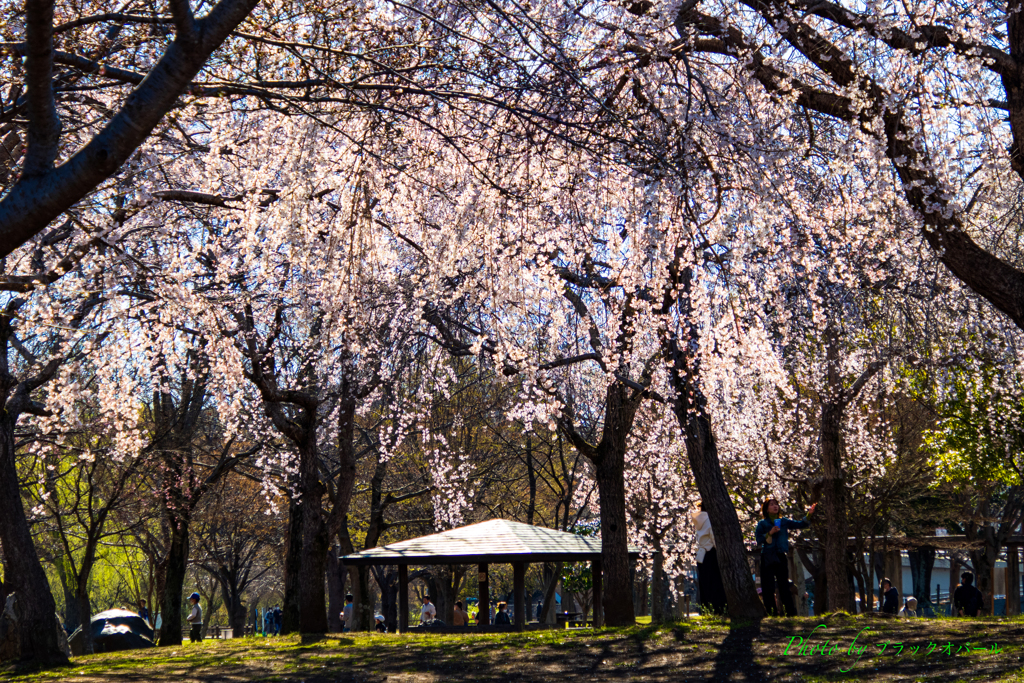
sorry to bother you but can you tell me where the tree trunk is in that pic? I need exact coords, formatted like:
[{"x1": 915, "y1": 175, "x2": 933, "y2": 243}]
[
  {"x1": 327, "y1": 547, "x2": 344, "y2": 632},
  {"x1": 970, "y1": 526, "x2": 1000, "y2": 616},
  {"x1": 948, "y1": 556, "x2": 960, "y2": 615},
  {"x1": 1008, "y1": 546, "x2": 1020, "y2": 617},
  {"x1": 526, "y1": 436, "x2": 537, "y2": 526},
  {"x1": 159, "y1": 516, "x2": 189, "y2": 646},
  {"x1": 281, "y1": 495, "x2": 303, "y2": 635},
  {"x1": 75, "y1": 549, "x2": 98, "y2": 655},
  {"x1": 297, "y1": 439, "x2": 329, "y2": 633},
  {"x1": 349, "y1": 564, "x2": 374, "y2": 631},
  {"x1": 592, "y1": 438, "x2": 635, "y2": 626},
  {"x1": 680, "y1": 410, "x2": 766, "y2": 619},
  {"x1": 820, "y1": 398, "x2": 851, "y2": 613},
  {"x1": 373, "y1": 567, "x2": 398, "y2": 633},
  {"x1": 540, "y1": 562, "x2": 562, "y2": 624},
  {"x1": 0, "y1": 412, "x2": 69, "y2": 665},
  {"x1": 789, "y1": 550, "x2": 808, "y2": 616},
  {"x1": 322, "y1": 395, "x2": 362, "y2": 632},
  {"x1": 908, "y1": 547, "x2": 936, "y2": 613},
  {"x1": 651, "y1": 551, "x2": 667, "y2": 623},
  {"x1": 215, "y1": 569, "x2": 247, "y2": 636},
  {"x1": 634, "y1": 569, "x2": 649, "y2": 617},
  {"x1": 850, "y1": 560, "x2": 864, "y2": 613}
]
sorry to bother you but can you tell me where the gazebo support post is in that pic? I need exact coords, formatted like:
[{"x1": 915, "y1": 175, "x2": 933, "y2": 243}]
[
  {"x1": 592, "y1": 557, "x2": 604, "y2": 628},
  {"x1": 478, "y1": 563, "x2": 490, "y2": 625},
  {"x1": 398, "y1": 564, "x2": 409, "y2": 634},
  {"x1": 513, "y1": 562, "x2": 526, "y2": 630}
]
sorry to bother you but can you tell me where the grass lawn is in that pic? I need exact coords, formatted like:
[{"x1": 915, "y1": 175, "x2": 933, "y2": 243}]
[{"x1": 6, "y1": 613, "x2": 1024, "y2": 682}]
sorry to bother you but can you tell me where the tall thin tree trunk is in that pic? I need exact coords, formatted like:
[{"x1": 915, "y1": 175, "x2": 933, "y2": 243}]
[
  {"x1": 821, "y1": 327, "x2": 851, "y2": 613},
  {"x1": 0, "y1": 413, "x2": 68, "y2": 665},
  {"x1": 281, "y1": 495, "x2": 303, "y2": 635},
  {"x1": 159, "y1": 516, "x2": 189, "y2": 646},
  {"x1": 820, "y1": 400, "x2": 850, "y2": 612},
  {"x1": 651, "y1": 550, "x2": 667, "y2": 623},
  {"x1": 526, "y1": 436, "x2": 537, "y2": 526},
  {"x1": 593, "y1": 437, "x2": 635, "y2": 626},
  {"x1": 297, "y1": 438, "x2": 329, "y2": 633},
  {"x1": 660, "y1": 288, "x2": 766, "y2": 620},
  {"x1": 680, "y1": 409, "x2": 766, "y2": 619},
  {"x1": 909, "y1": 547, "x2": 936, "y2": 613},
  {"x1": 327, "y1": 548, "x2": 344, "y2": 632}
]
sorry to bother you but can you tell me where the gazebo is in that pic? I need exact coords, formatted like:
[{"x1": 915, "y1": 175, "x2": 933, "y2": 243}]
[{"x1": 340, "y1": 519, "x2": 638, "y2": 633}]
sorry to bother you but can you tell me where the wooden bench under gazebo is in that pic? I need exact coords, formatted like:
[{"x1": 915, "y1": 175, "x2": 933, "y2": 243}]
[{"x1": 341, "y1": 519, "x2": 638, "y2": 633}]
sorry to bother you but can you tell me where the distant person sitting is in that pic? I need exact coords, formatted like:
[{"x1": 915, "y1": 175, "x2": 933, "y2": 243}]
[
  {"x1": 374, "y1": 615, "x2": 387, "y2": 633},
  {"x1": 880, "y1": 578, "x2": 899, "y2": 615},
  {"x1": 419, "y1": 596, "x2": 437, "y2": 624},
  {"x1": 954, "y1": 572, "x2": 985, "y2": 617},
  {"x1": 494, "y1": 602, "x2": 512, "y2": 625},
  {"x1": 899, "y1": 596, "x2": 918, "y2": 618},
  {"x1": 452, "y1": 601, "x2": 468, "y2": 626}
]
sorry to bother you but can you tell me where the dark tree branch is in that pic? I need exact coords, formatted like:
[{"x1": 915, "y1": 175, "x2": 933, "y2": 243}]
[
  {"x1": 169, "y1": 0, "x2": 199, "y2": 47},
  {"x1": 23, "y1": 0, "x2": 61, "y2": 175}
]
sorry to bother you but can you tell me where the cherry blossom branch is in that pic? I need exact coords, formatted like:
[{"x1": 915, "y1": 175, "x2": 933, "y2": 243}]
[
  {"x1": 0, "y1": 236, "x2": 102, "y2": 292},
  {"x1": 675, "y1": 5, "x2": 1024, "y2": 330},
  {"x1": 0, "y1": 0, "x2": 263, "y2": 258}
]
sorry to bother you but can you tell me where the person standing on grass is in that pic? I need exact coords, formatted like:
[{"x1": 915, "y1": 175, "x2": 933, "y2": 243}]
[
  {"x1": 880, "y1": 578, "x2": 899, "y2": 615},
  {"x1": 186, "y1": 592, "x2": 203, "y2": 643},
  {"x1": 692, "y1": 502, "x2": 727, "y2": 615},
  {"x1": 341, "y1": 594, "x2": 354, "y2": 632},
  {"x1": 755, "y1": 498, "x2": 817, "y2": 617}
]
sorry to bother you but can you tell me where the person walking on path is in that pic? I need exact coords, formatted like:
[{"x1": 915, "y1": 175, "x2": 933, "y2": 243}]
[
  {"x1": 755, "y1": 499, "x2": 817, "y2": 616},
  {"x1": 953, "y1": 572, "x2": 985, "y2": 616},
  {"x1": 186, "y1": 592, "x2": 203, "y2": 643},
  {"x1": 692, "y1": 502, "x2": 727, "y2": 615},
  {"x1": 880, "y1": 578, "x2": 899, "y2": 615}
]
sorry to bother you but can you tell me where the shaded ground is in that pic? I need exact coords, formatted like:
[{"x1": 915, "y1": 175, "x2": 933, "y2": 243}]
[{"x1": 6, "y1": 613, "x2": 1024, "y2": 682}]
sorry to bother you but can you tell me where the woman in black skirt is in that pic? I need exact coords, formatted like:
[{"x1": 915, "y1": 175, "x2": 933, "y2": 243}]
[{"x1": 692, "y1": 503, "x2": 728, "y2": 614}]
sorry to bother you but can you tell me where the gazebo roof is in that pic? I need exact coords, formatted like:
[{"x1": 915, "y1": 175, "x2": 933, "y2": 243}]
[{"x1": 340, "y1": 519, "x2": 639, "y2": 566}]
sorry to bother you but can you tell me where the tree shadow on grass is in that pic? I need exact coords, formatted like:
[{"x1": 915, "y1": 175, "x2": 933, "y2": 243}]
[{"x1": 711, "y1": 620, "x2": 767, "y2": 682}]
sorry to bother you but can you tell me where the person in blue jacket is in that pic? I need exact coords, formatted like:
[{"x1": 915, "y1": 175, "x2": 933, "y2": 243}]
[{"x1": 755, "y1": 498, "x2": 816, "y2": 616}]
